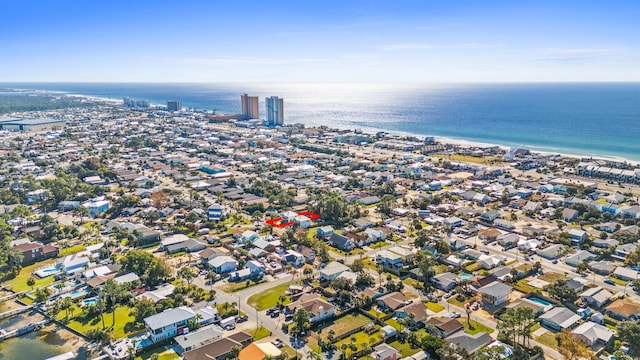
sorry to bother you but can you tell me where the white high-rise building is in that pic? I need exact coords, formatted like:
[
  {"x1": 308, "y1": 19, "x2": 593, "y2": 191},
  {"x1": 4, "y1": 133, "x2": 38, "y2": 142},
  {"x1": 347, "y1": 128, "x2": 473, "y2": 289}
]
[
  {"x1": 240, "y1": 93, "x2": 259, "y2": 120},
  {"x1": 266, "y1": 96, "x2": 284, "y2": 126}
]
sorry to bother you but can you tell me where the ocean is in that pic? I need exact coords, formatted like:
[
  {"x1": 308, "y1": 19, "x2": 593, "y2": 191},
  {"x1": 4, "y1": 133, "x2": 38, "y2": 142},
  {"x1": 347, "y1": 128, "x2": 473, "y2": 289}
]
[{"x1": 2, "y1": 82, "x2": 640, "y2": 161}]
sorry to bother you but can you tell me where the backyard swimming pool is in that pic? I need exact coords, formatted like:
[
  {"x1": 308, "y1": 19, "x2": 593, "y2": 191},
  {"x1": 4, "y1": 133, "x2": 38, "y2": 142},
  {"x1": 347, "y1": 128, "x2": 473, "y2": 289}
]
[
  {"x1": 458, "y1": 273, "x2": 472, "y2": 280},
  {"x1": 528, "y1": 297, "x2": 551, "y2": 306}
]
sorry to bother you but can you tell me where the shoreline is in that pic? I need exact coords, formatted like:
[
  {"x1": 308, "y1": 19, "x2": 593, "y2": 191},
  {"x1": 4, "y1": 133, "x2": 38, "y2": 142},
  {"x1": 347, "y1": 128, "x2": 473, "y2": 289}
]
[{"x1": 6, "y1": 87, "x2": 640, "y2": 165}]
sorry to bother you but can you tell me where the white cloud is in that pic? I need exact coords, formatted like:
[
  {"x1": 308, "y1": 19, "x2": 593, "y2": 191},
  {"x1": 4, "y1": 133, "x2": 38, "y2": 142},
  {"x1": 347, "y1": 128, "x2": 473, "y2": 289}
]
[{"x1": 377, "y1": 42, "x2": 499, "y2": 51}]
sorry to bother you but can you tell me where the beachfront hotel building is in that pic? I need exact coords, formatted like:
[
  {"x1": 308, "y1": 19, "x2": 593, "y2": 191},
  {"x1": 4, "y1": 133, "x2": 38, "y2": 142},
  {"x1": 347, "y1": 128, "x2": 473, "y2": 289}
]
[
  {"x1": 266, "y1": 95, "x2": 284, "y2": 126},
  {"x1": 167, "y1": 100, "x2": 182, "y2": 111},
  {"x1": 240, "y1": 93, "x2": 259, "y2": 120}
]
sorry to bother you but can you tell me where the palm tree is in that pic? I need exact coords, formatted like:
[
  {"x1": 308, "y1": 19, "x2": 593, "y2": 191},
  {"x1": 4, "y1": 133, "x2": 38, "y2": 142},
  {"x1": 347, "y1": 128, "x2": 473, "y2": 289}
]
[{"x1": 306, "y1": 351, "x2": 322, "y2": 360}]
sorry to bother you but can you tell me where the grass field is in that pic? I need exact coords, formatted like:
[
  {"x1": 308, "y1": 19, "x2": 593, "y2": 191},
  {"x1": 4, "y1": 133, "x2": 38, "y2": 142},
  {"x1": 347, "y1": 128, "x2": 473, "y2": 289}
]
[
  {"x1": 458, "y1": 319, "x2": 494, "y2": 335},
  {"x1": 252, "y1": 326, "x2": 272, "y2": 340},
  {"x1": 5, "y1": 259, "x2": 57, "y2": 292},
  {"x1": 316, "y1": 313, "x2": 373, "y2": 338},
  {"x1": 135, "y1": 348, "x2": 180, "y2": 360},
  {"x1": 432, "y1": 154, "x2": 504, "y2": 165},
  {"x1": 56, "y1": 304, "x2": 137, "y2": 339},
  {"x1": 219, "y1": 279, "x2": 266, "y2": 293},
  {"x1": 59, "y1": 244, "x2": 86, "y2": 256},
  {"x1": 426, "y1": 302, "x2": 445, "y2": 313},
  {"x1": 536, "y1": 332, "x2": 558, "y2": 349},
  {"x1": 389, "y1": 340, "x2": 421, "y2": 358},
  {"x1": 608, "y1": 276, "x2": 628, "y2": 286},
  {"x1": 247, "y1": 281, "x2": 295, "y2": 310},
  {"x1": 334, "y1": 330, "x2": 382, "y2": 354},
  {"x1": 384, "y1": 318, "x2": 404, "y2": 331},
  {"x1": 538, "y1": 272, "x2": 566, "y2": 283}
]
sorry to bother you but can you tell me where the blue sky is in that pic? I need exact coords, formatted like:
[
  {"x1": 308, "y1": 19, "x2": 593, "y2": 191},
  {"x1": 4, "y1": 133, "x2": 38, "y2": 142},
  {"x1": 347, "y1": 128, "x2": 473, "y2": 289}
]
[{"x1": 1, "y1": 0, "x2": 639, "y2": 82}]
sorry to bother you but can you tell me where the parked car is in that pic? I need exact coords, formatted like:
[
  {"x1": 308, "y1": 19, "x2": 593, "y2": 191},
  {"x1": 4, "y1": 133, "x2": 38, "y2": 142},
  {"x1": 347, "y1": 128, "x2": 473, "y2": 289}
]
[{"x1": 273, "y1": 339, "x2": 284, "y2": 348}]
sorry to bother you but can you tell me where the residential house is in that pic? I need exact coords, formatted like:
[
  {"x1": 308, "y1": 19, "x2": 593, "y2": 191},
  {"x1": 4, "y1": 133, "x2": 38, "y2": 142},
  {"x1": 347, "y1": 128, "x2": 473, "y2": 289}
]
[
  {"x1": 565, "y1": 250, "x2": 596, "y2": 267},
  {"x1": 58, "y1": 254, "x2": 92, "y2": 275},
  {"x1": 396, "y1": 302, "x2": 429, "y2": 326},
  {"x1": 571, "y1": 321, "x2": 614, "y2": 348},
  {"x1": 478, "y1": 282, "x2": 512, "y2": 307},
  {"x1": 480, "y1": 210, "x2": 500, "y2": 222},
  {"x1": 497, "y1": 233, "x2": 519, "y2": 249},
  {"x1": 364, "y1": 228, "x2": 386, "y2": 243},
  {"x1": 478, "y1": 228, "x2": 501, "y2": 243},
  {"x1": 84, "y1": 199, "x2": 110, "y2": 216},
  {"x1": 431, "y1": 272, "x2": 458, "y2": 292},
  {"x1": 567, "y1": 229, "x2": 589, "y2": 244},
  {"x1": 377, "y1": 292, "x2": 408, "y2": 312},
  {"x1": 562, "y1": 208, "x2": 579, "y2": 222},
  {"x1": 377, "y1": 250, "x2": 403, "y2": 269},
  {"x1": 238, "y1": 342, "x2": 282, "y2": 360},
  {"x1": 183, "y1": 332, "x2": 253, "y2": 360},
  {"x1": 207, "y1": 204, "x2": 224, "y2": 221},
  {"x1": 446, "y1": 332, "x2": 493, "y2": 355},
  {"x1": 613, "y1": 243, "x2": 638, "y2": 261},
  {"x1": 579, "y1": 287, "x2": 613, "y2": 309},
  {"x1": 536, "y1": 244, "x2": 565, "y2": 260},
  {"x1": 605, "y1": 299, "x2": 640, "y2": 321},
  {"x1": 10, "y1": 241, "x2": 58, "y2": 264},
  {"x1": 354, "y1": 218, "x2": 375, "y2": 230},
  {"x1": 477, "y1": 254, "x2": 506, "y2": 270},
  {"x1": 240, "y1": 230, "x2": 259, "y2": 243},
  {"x1": 539, "y1": 307, "x2": 581, "y2": 331},
  {"x1": 319, "y1": 261, "x2": 351, "y2": 281},
  {"x1": 175, "y1": 325, "x2": 224, "y2": 354},
  {"x1": 328, "y1": 233, "x2": 354, "y2": 251},
  {"x1": 316, "y1": 226, "x2": 334, "y2": 238},
  {"x1": 283, "y1": 250, "x2": 305, "y2": 267},
  {"x1": 494, "y1": 219, "x2": 515, "y2": 230},
  {"x1": 208, "y1": 256, "x2": 238, "y2": 274},
  {"x1": 425, "y1": 317, "x2": 463, "y2": 338},
  {"x1": 612, "y1": 266, "x2": 638, "y2": 281},
  {"x1": 286, "y1": 294, "x2": 336, "y2": 323},
  {"x1": 144, "y1": 306, "x2": 197, "y2": 343},
  {"x1": 371, "y1": 343, "x2": 399, "y2": 360}
]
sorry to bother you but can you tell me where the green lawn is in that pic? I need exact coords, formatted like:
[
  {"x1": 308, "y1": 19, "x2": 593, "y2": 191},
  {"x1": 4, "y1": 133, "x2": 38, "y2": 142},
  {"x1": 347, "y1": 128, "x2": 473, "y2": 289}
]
[
  {"x1": 538, "y1": 272, "x2": 566, "y2": 283},
  {"x1": 447, "y1": 294, "x2": 478, "y2": 308},
  {"x1": 5, "y1": 259, "x2": 57, "y2": 292},
  {"x1": 384, "y1": 318, "x2": 404, "y2": 331},
  {"x1": 219, "y1": 279, "x2": 266, "y2": 293},
  {"x1": 334, "y1": 330, "x2": 382, "y2": 353},
  {"x1": 252, "y1": 326, "x2": 272, "y2": 340},
  {"x1": 608, "y1": 276, "x2": 628, "y2": 286},
  {"x1": 316, "y1": 313, "x2": 373, "y2": 338},
  {"x1": 56, "y1": 304, "x2": 137, "y2": 339},
  {"x1": 389, "y1": 340, "x2": 421, "y2": 358},
  {"x1": 433, "y1": 264, "x2": 449, "y2": 275},
  {"x1": 247, "y1": 281, "x2": 295, "y2": 310},
  {"x1": 402, "y1": 277, "x2": 421, "y2": 289},
  {"x1": 59, "y1": 244, "x2": 86, "y2": 256},
  {"x1": 536, "y1": 332, "x2": 558, "y2": 349},
  {"x1": 425, "y1": 302, "x2": 445, "y2": 313},
  {"x1": 135, "y1": 348, "x2": 180, "y2": 360},
  {"x1": 458, "y1": 319, "x2": 494, "y2": 335},
  {"x1": 530, "y1": 323, "x2": 541, "y2": 332}
]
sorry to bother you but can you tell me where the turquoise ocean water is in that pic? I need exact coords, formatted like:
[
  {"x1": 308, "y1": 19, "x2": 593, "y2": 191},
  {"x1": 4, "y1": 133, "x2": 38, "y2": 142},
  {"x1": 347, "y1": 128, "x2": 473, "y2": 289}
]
[{"x1": 2, "y1": 82, "x2": 640, "y2": 161}]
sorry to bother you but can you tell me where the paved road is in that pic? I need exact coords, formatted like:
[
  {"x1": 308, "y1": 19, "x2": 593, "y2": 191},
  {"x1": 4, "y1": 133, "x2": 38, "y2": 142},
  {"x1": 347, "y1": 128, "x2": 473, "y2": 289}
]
[{"x1": 194, "y1": 272, "x2": 314, "y2": 358}]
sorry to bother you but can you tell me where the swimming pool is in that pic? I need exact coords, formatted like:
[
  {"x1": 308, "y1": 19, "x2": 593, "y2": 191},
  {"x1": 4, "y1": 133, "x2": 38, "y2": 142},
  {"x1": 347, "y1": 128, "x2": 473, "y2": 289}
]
[
  {"x1": 68, "y1": 287, "x2": 89, "y2": 299},
  {"x1": 35, "y1": 267, "x2": 60, "y2": 278},
  {"x1": 458, "y1": 273, "x2": 472, "y2": 280},
  {"x1": 528, "y1": 297, "x2": 551, "y2": 306},
  {"x1": 82, "y1": 297, "x2": 98, "y2": 306}
]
